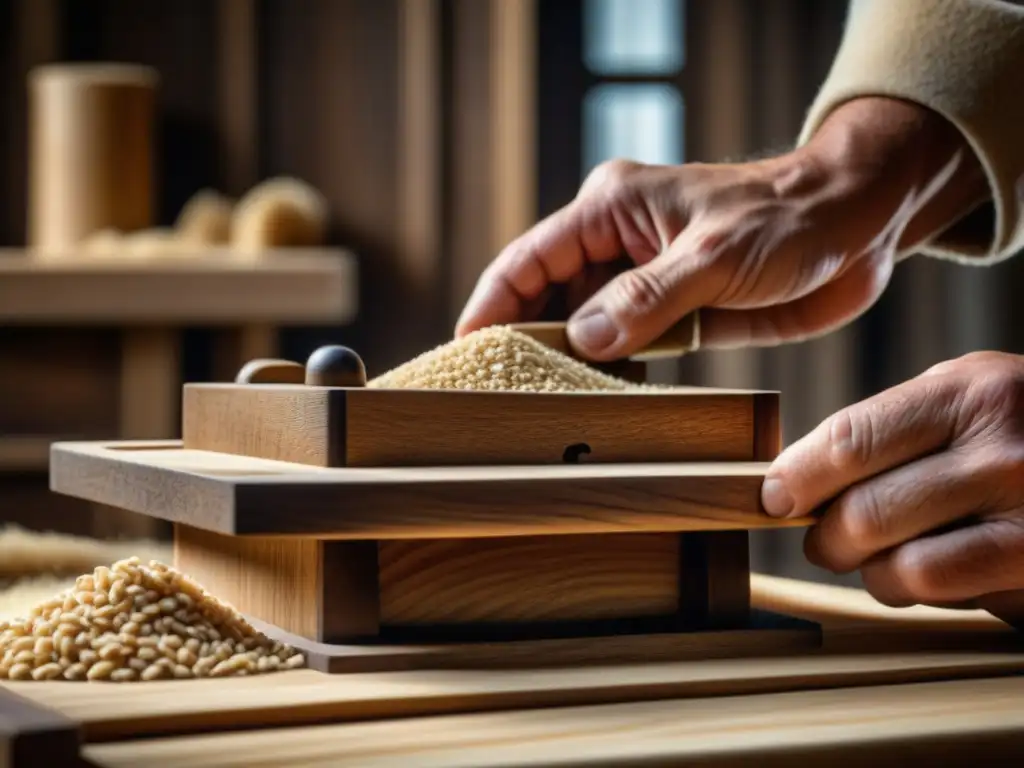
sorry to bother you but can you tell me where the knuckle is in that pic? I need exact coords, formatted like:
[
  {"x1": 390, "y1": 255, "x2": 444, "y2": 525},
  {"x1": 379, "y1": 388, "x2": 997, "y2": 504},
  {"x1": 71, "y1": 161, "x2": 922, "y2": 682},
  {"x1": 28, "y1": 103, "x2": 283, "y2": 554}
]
[
  {"x1": 890, "y1": 547, "x2": 951, "y2": 604},
  {"x1": 967, "y1": 367, "x2": 1024, "y2": 421},
  {"x1": 959, "y1": 350, "x2": 1006, "y2": 367},
  {"x1": 827, "y1": 409, "x2": 874, "y2": 472},
  {"x1": 580, "y1": 158, "x2": 641, "y2": 196},
  {"x1": 836, "y1": 486, "x2": 887, "y2": 551},
  {"x1": 611, "y1": 266, "x2": 669, "y2": 317},
  {"x1": 968, "y1": 441, "x2": 1024, "y2": 502}
]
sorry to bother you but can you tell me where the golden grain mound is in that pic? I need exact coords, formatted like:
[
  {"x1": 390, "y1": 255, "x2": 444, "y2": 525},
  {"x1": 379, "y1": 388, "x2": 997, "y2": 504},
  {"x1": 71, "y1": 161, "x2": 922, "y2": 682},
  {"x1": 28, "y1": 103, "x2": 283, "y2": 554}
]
[
  {"x1": 368, "y1": 325, "x2": 646, "y2": 392},
  {"x1": 0, "y1": 557, "x2": 304, "y2": 682}
]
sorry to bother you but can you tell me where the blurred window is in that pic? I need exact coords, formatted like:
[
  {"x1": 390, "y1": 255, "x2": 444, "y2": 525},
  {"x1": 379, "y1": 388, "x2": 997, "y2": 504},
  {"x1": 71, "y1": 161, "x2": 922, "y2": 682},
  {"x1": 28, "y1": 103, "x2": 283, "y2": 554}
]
[{"x1": 581, "y1": 0, "x2": 686, "y2": 178}]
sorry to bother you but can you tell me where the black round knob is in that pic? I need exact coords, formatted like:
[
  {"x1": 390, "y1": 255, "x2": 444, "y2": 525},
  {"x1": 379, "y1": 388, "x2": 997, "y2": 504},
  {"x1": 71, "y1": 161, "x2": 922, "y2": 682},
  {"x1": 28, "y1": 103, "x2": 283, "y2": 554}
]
[{"x1": 305, "y1": 345, "x2": 367, "y2": 387}]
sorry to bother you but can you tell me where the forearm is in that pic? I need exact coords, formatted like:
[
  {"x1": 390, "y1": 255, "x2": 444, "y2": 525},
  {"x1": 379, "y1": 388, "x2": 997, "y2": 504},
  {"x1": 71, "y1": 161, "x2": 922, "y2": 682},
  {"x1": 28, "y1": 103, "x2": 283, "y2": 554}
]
[
  {"x1": 800, "y1": 0, "x2": 1024, "y2": 263},
  {"x1": 803, "y1": 97, "x2": 990, "y2": 258}
]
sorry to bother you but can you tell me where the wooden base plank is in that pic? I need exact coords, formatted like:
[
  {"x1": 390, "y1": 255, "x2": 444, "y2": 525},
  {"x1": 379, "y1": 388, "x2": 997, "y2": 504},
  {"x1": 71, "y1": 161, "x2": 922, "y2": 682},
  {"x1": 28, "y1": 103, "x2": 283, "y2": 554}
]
[
  {"x1": 8, "y1": 649, "x2": 1024, "y2": 747},
  {"x1": 50, "y1": 441, "x2": 808, "y2": 538},
  {"x1": 0, "y1": 685, "x2": 81, "y2": 768},
  {"x1": 6, "y1": 575, "x2": 1021, "y2": 750},
  {"x1": 81, "y1": 676, "x2": 1024, "y2": 767},
  {"x1": 245, "y1": 611, "x2": 821, "y2": 674}
]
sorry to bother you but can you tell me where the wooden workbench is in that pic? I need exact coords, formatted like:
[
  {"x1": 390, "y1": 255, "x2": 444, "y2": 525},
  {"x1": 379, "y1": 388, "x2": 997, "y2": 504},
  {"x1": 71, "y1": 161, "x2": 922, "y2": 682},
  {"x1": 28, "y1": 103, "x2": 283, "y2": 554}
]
[
  {"x1": 0, "y1": 248, "x2": 357, "y2": 538},
  {"x1": 2, "y1": 574, "x2": 1021, "y2": 766}
]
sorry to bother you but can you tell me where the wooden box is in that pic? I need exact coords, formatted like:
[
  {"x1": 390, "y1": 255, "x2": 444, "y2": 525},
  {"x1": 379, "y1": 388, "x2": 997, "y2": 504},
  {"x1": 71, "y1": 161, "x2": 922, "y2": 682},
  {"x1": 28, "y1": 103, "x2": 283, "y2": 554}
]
[{"x1": 49, "y1": 344, "x2": 820, "y2": 673}]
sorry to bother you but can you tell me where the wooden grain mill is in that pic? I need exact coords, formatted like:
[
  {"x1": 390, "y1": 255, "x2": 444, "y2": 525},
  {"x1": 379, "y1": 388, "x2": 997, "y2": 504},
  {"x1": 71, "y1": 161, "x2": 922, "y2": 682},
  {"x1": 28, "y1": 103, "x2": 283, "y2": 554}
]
[{"x1": 50, "y1": 328, "x2": 818, "y2": 672}]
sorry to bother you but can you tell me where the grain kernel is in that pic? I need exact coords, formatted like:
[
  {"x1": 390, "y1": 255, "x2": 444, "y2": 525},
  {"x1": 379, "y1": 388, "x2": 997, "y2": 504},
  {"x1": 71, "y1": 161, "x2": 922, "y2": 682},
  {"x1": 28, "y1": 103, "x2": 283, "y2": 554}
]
[
  {"x1": 141, "y1": 665, "x2": 166, "y2": 681},
  {"x1": 111, "y1": 668, "x2": 137, "y2": 682},
  {"x1": 87, "y1": 661, "x2": 116, "y2": 680},
  {"x1": 32, "y1": 663, "x2": 63, "y2": 681},
  {"x1": 98, "y1": 643, "x2": 124, "y2": 662},
  {"x1": 63, "y1": 663, "x2": 87, "y2": 681}
]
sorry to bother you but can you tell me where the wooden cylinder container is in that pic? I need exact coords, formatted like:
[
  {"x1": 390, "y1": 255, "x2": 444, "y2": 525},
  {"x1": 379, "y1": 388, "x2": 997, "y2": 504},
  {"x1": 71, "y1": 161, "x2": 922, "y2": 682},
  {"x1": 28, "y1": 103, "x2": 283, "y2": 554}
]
[{"x1": 28, "y1": 63, "x2": 158, "y2": 254}]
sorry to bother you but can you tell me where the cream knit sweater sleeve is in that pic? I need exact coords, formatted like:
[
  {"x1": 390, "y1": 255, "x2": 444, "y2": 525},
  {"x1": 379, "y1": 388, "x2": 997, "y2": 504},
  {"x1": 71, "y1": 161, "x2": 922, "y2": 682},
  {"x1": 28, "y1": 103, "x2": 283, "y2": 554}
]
[{"x1": 799, "y1": 0, "x2": 1024, "y2": 265}]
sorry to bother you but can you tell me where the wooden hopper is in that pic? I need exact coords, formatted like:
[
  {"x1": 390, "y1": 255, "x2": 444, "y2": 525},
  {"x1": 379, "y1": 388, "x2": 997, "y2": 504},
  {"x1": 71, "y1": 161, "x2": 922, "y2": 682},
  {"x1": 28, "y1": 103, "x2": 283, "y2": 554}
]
[{"x1": 49, "y1": 338, "x2": 820, "y2": 673}]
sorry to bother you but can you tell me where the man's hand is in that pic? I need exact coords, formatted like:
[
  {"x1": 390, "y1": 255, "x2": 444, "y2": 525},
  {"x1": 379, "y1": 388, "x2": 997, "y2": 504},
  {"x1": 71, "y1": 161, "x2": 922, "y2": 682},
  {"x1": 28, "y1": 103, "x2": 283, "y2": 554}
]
[
  {"x1": 763, "y1": 351, "x2": 1024, "y2": 628},
  {"x1": 456, "y1": 97, "x2": 989, "y2": 361}
]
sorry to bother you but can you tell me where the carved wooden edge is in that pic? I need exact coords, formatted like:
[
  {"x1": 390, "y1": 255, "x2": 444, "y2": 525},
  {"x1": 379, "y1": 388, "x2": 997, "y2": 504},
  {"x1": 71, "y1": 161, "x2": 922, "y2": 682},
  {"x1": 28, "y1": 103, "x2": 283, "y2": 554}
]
[
  {"x1": 0, "y1": 685, "x2": 82, "y2": 768},
  {"x1": 50, "y1": 441, "x2": 806, "y2": 540}
]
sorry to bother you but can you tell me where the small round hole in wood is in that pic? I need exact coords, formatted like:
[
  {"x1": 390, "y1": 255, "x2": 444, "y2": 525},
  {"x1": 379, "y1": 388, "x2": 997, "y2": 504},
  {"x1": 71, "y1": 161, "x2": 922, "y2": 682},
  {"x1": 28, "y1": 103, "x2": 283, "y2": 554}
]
[{"x1": 562, "y1": 443, "x2": 592, "y2": 464}]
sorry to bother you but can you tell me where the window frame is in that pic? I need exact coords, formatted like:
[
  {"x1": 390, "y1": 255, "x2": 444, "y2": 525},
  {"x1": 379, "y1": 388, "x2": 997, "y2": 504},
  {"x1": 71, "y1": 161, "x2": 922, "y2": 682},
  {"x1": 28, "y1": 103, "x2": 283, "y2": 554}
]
[{"x1": 536, "y1": 0, "x2": 690, "y2": 218}]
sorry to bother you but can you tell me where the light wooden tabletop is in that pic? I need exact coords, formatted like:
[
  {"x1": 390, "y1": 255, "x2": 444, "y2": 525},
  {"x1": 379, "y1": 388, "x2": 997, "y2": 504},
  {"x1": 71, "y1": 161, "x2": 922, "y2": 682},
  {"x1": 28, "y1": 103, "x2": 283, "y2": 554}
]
[{"x1": 4, "y1": 574, "x2": 1022, "y2": 767}]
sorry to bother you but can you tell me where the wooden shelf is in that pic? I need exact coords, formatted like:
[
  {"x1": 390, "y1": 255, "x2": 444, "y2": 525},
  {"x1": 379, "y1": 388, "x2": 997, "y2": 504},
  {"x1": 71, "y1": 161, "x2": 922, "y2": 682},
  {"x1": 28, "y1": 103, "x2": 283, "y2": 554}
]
[{"x1": 0, "y1": 247, "x2": 357, "y2": 324}]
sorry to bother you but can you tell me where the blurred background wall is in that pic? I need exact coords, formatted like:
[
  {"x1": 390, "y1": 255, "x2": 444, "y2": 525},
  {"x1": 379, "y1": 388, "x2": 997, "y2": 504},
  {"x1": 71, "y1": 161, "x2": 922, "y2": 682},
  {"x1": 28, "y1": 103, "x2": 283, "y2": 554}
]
[{"x1": 2, "y1": 0, "x2": 1022, "y2": 585}]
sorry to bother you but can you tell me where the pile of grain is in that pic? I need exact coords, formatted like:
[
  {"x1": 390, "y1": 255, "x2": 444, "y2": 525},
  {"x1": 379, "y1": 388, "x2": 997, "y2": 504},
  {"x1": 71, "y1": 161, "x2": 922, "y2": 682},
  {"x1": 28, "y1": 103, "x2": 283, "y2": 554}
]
[
  {"x1": 0, "y1": 557, "x2": 304, "y2": 682},
  {"x1": 368, "y1": 325, "x2": 646, "y2": 392}
]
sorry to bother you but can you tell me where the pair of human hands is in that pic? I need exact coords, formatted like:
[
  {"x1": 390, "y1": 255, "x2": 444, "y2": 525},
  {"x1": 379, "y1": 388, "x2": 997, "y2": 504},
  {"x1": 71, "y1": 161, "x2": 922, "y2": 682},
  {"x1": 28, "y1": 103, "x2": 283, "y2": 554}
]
[{"x1": 456, "y1": 96, "x2": 1024, "y2": 627}]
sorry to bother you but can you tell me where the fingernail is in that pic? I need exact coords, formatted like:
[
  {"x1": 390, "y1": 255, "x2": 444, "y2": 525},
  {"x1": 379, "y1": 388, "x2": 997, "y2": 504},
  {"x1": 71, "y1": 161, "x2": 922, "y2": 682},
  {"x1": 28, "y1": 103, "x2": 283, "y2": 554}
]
[
  {"x1": 761, "y1": 478, "x2": 794, "y2": 517},
  {"x1": 568, "y1": 310, "x2": 618, "y2": 353}
]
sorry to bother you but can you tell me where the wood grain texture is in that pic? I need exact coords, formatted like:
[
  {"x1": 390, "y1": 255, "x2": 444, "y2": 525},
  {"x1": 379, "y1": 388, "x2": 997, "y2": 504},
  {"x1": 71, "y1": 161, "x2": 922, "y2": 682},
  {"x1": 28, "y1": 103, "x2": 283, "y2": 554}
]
[
  {"x1": 174, "y1": 524, "x2": 379, "y2": 642},
  {"x1": 182, "y1": 385, "x2": 342, "y2": 467},
  {"x1": 0, "y1": 685, "x2": 80, "y2": 768},
  {"x1": 6, "y1": 649, "x2": 1020, "y2": 747},
  {"x1": 80, "y1": 676, "x2": 1024, "y2": 767},
  {"x1": 5, "y1": 575, "x2": 1021, "y2": 746},
  {"x1": 752, "y1": 573, "x2": 1020, "y2": 652},
  {"x1": 0, "y1": 248, "x2": 356, "y2": 324},
  {"x1": 50, "y1": 441, "x2": 809, "y2": 538},
  {"x1": 379, "y1": 534, "x2": 679, "y2": 625},
  {"x1": 182, "y1": 384, "x2": 761, "y2": 467}
]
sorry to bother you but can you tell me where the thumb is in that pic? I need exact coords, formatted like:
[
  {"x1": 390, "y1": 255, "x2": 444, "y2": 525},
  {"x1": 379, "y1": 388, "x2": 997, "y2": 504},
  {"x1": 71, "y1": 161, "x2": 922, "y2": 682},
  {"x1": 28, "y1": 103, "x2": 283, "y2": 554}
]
[{"x1": 566, "y1": 239, "x2": 723, "y2": 361}]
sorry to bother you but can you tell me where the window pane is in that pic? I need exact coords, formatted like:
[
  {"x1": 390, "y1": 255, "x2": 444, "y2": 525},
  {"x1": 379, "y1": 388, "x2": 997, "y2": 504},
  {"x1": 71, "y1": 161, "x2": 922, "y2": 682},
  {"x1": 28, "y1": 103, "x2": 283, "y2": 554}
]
[
  {"x1": 583, "y1": 0, "x2": 685, "y2": 75},
  {"x1": 582, "y1": 84, "x2": 684, "y2": 179}
]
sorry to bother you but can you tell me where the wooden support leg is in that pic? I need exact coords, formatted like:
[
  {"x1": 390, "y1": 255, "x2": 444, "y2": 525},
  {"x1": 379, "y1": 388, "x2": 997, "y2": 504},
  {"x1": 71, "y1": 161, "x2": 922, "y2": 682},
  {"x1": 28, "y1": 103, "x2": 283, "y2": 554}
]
[
  {"x1": 173, "y1": 524, "x2": 380, "y2": 643},
  {"x1": 212, "y1": 324, "x2": 278, "y2": 382},
  {"x1": 678, "y1": 530, "x2": 751, "y2": 630},
  {"x1": 93, "y1": 328, "x2": 180, "y2": 540}
]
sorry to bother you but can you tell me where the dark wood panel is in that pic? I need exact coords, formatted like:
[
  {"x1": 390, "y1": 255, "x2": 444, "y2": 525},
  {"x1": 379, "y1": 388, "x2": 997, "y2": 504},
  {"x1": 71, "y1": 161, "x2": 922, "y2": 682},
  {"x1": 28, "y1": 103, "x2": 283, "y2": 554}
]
[
  {"x1": 87, "y1": 0, "x2": 220, "y2": 225},
  {"x1": 262, "y1": 0, "x2": 415, "y2": 375},
  {"x1": 0, "y1": 328, "x2": 120, "y2": 436},
  {"x1": 0, "y1": 473, "x2": 96, "y2": 537}
]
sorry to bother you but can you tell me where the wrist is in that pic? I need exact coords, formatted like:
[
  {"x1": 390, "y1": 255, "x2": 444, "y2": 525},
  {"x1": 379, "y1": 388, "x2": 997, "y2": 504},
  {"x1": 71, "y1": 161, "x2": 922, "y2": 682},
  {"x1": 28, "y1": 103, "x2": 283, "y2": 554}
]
[{"x1": 802, "y1": 96, "x2": 990, "y2": 253}]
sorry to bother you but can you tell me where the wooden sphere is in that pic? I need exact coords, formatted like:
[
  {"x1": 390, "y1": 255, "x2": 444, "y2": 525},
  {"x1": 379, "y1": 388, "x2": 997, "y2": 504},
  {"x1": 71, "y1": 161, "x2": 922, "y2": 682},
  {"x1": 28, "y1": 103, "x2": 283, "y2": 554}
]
[
  {"x1": 236, "y1": 359, "x2": 306, "y2": 384},
  {"x1": 305, "y1": 345, "x2": 367, "y2": 387}
]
